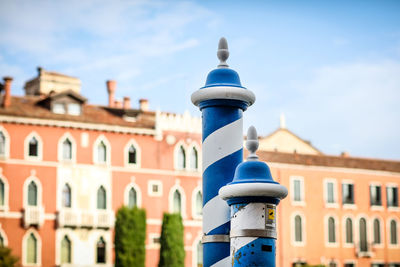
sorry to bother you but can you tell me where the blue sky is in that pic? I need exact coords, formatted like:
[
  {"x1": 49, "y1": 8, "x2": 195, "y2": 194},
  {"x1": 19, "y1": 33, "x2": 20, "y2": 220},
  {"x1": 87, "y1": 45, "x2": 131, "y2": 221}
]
[{"x1": 0, "y1": 0, "x2": 399, "y2": 160}]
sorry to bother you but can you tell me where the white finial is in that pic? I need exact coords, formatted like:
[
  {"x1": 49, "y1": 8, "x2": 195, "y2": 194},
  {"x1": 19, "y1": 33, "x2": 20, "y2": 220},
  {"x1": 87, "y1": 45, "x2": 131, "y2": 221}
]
[
  {"x1": 280, "y1": 113, "x2": 286, "y2": 129},
  {"x1": 246, "y1": 126, "x2": 259, "y2": 161},
  {"x1": 217, "y1": 37, "x2": 229, "y2": 68}
]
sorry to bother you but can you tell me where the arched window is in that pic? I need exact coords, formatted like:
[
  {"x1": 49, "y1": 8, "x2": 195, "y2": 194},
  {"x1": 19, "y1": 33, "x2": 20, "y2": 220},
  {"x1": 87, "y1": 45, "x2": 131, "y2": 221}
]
[
  {"x1": 28, "y1": 137, "x2": 38, "y2": 157},
  {"x1": 28, "y1": 181, "x2": 38, "y2": 206},
  {"x1": 195, "y1": 191, "x2": 202, "y2": 217},
  {"x1": 61, "y1": 235, "x2": 71, "y2": 264},
  {"x1": 390, "y1": 220, "x2": 398, "y2": 245},
  {"x1": 197, "y1": 240, "x2": 203, "y2": 267},
  {"x1": 328, "y1": 217, "x2": 336, "y2": 243},
  {"x1": 345, "y1": 218, "x2": 353, "y2": 243},
  {"x1": 128, "y1": 145, "x2": 136, "y2": 164},
  {"x1": 62, "y1": 184, "x2": 72, "y2": 208},
  {"x1": 373, "y1": 218, "x2": 381, "y2": 244},
  {"x1": 128, "y1": 187, "x2": 137, "y2": 208},
  {"x1": 0, "y1": 179, "x2": 4, "y2": 206},
  {"x1": 294, "y1": 215, "x2": 303, "y2": 242},
  {"x1": 0, "y1": 234, "x2": 3, "y2": 246},
  {"x1": 177, "y1": 146, "x2": 186, "y2": 170},
  {"x1": 173, "y1": 190, "x2": 182, "y2": 213},
  {"x1": 96, "y1": 237, "x2": 106, "y2": 263},
  {"x1": 26, "y1": 233, "x2": 37, "y2": 264},
  {"x1": 190, "y1": 147, "x2": 198, "y2": 170},
  {"x1": 97, "y1": 141, "x2": 107, "y2": 163},
  {"x1": 97, "y1": 186, "x2": 106, "y2": 210},
  {"x1": 0, "y1": 131, "x2": 5, "y2": 156},
  {"x1": 359, "y1": 218, "x2": 368, "y2": 252},
  {"x1": 62, "y1": 138, "x2": 72, "y2": 160}
]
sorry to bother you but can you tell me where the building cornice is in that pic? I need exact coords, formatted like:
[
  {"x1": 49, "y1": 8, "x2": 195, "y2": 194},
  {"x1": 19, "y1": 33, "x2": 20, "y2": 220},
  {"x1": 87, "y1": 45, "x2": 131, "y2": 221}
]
[{"x1": 0, "y1": 115, "x2": 156, "y2": 136}]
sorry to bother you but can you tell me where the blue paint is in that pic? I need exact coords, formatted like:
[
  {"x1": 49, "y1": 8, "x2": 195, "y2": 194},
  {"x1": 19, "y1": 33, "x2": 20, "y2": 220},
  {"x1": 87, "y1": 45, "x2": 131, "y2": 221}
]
[
  {"x1": 203, "y1": 149, "x2": 243, "y2": 204},
  {"x1": 228, "y1": 160, "x2": 279, "y2": 186},
  {"x1": 227, "y1": 196, "x2": 281, "y2": 206},
  {"x1": 202, "y1": 68, "x2": 245, "y2": 88},
  {"x1": 202, "y1": 105, "x2": 243, "y2": 141},
  {"x1": 203, "y1": 242, "x2": 231, "y2": 267},
  {"x1": 232, "y1": 238, "x2": 276, "y2": 267},
  {"x1": 231, "y1": 203, "x2": 248, "y2": 214}
]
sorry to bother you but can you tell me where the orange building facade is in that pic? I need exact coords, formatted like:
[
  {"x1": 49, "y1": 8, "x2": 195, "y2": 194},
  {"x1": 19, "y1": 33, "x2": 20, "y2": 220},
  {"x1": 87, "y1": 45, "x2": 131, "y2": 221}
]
[{"x1": 0, "y1": 69, "x2": 399, "y2": 267}]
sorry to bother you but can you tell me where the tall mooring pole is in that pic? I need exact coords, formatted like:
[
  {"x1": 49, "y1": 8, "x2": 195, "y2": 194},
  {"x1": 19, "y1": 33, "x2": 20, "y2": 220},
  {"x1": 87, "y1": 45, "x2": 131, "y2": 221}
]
[{"x1": 191, "y1": 38, "x2": 255, "y2": 266}]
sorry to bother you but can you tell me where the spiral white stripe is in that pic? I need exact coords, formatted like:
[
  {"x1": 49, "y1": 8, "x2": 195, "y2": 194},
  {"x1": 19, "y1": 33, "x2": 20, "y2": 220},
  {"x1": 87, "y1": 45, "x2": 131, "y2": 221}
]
[
  {"x1": 203, "y1": 195, "x2": 231, "y2": 234},
  {"x1": 210, "y1": 255, "x2": 231, "y2": 267},
  {"x1": 231, "y1": 236, "x2": 257, "y2": 252},
  {"x1": 202, "y1": 118, "x2": 243, "y2": 172}
]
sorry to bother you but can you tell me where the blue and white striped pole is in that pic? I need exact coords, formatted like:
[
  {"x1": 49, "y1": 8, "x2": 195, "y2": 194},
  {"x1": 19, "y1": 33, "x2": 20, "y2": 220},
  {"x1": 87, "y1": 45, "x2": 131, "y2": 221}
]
[
  {"x1": 219, "y1": 126, "x2": 288, "y2": 266},
  {"x1": 191, "y1": 38, "x2": 255, "y2": 267}
]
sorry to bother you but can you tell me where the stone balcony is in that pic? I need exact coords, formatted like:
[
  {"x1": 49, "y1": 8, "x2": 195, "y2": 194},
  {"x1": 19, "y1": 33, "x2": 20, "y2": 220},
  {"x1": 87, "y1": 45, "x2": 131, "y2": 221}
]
[
  {"x1": 57, "y1": 209, "x2": 114, "y2": 229},
  {"x1": 58, "y1": 208, "x2": 80, "y2": 227},
  {"x1": 24, "y1": 206, "x2": 45, "y2": 228}
]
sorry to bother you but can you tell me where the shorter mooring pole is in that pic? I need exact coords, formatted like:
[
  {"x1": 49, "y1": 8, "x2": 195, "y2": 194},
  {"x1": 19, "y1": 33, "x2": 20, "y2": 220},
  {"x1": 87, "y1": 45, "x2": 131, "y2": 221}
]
[{"x1": 219, "y1": 126, "x2": 288, "y2": 266}]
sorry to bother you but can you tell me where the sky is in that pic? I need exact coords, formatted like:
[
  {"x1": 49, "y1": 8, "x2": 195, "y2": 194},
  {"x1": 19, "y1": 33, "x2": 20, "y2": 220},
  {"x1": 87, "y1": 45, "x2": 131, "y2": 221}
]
[{"x1": 0, "y1": 0, "x2": 399, "y2": 160}]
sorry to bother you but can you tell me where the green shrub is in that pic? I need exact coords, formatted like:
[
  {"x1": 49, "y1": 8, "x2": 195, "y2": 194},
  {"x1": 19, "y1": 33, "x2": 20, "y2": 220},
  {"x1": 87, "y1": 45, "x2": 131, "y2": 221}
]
[
  {"x1": 114, "y1": 206, "x2": 146, "y2": 267},
  {"x1": 0, "y1": 246, "x2": 19, "y2": 267},
  {"x1": 158, "y1": 213, "x2": 185, "y2": 267}
]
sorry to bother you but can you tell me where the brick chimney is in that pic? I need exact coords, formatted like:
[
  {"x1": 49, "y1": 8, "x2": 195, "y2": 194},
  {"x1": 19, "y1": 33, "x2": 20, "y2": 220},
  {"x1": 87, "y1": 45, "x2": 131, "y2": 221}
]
[
  {"x1": 2, "y1": 76, "x2": 13, "y2": 108},
  {"x1": 106, "y1": 80, "x2": 116, "y2": 107},
  {"x1": 123, "y1": 96, "x2": 131, "y2": 109},
  {"x1": 139, "y1": 99, "x2": 149, "y2": 111}
]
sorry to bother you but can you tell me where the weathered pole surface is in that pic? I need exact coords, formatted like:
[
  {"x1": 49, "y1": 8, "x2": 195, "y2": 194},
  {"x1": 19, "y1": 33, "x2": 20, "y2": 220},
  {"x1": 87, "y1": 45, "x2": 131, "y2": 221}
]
[
  {"x1": 191, "y1": 38, "x2": 255, "y2": 267},
  {"x1": 219, "y1": 126, "x2": 288, "y2": 266}
]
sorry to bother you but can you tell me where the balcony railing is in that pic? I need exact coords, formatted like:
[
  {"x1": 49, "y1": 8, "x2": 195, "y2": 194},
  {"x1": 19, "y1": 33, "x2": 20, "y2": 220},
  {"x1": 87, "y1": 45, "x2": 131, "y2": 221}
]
[
  {"x1": 356, "y1": 241, "x2": 373, "y2": 258},
  {"x1": 96, "y1": 210, "x2": 114, "y2": 229},
  {"x1": 57, "y1": 209, "x2": 114, "y2": 229},
  {"x1": 58, "y1": 208, "x2": 80, "y2": 228},
  {"x1": 24, "y1": 206, "x2": 45, "y2": 228}
]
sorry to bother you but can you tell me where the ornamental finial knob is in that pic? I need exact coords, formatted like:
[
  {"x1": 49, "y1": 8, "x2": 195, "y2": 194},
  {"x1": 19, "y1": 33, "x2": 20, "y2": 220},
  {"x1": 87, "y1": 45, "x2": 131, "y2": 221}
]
[
  {"x1": 217, "y1": 37, "x2": 229, "y2": 68},
  {"x1": 246, "y1": 126, "x2": 259, "y2": 161}
]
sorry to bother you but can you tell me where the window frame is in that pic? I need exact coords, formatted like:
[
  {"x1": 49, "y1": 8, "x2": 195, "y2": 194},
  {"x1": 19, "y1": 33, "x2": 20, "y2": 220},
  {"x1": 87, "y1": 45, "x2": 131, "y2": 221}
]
[
  {"x1": 342, "y1": 180, "x2": 356, "y2": 208},
  {"x1": 188, "y1": 143, "x2": 200, "y2": 172},
  {"x1": 93, "y1": 135, "x2": 111, "y2": 165},
  {"x1": 290, "y1": 176, "x2": 305, "y2": 206},
  {"x1": 372, "y1": 217, "x2": 383, "y2": 247},
  {"x1": 22, "y1": 229, "x2": 42, "y2": 266},
  {"x1": 291, "y1": 212, "x2": 306, "y2": 246},
  {"x1": 192, "y1": 186, "x2": 202, "y2": 220},
  {"x1": 388, "y1": 218, "x2": 399, "y2": 248},
  {"x1": 0, "y1": 175, "x2": 9, "y2": 211},
  {"x1": 343, "y1": 216, "x2": 354, "y2": 247},
  {"x1": 168, "y1": 183, "x2": 186, "y2": 218},
  {"x1": 386, "y1": 184, "x2": 399, "y2": 210},
  {"x1": 124, "y1": 181, "x2": 142, "y2": 208},
  {"x1": 148, "y1": 180, "x2": 163, "y2": 197},
  {"x1": 0, "y1": 126, "x2": 10, "y2": 159},
  {"x1": 324, "y1": 178, "x2": 338, "y2": 208},
  {"x1": 24, "y1": 132, "x2": 43, "y2": 161},
  {"x1": 124, "y1": 139, "x2": 141, "y2": 168},
  {"x1": 369, "y1": 182, "x2": 383, "y2": 209},
  {"x1": 325, "y1": 215, "x2": 339, "y2": 247},
  {"x1": 23, "y1": 175, "x2": 43, "y2": 209},
  {"x1": 57, "y1": 133, "x2": 76, "y2": 163},
  {"x1": 174, "y1": 141, "x2": 187, "y2": 171}
]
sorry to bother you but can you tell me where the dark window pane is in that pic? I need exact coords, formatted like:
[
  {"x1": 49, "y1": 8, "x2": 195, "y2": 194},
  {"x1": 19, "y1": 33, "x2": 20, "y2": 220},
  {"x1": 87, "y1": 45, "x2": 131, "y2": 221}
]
[
  {"x1": 128, "y1": 188, "x2": 137, "y2": 208},
  {"x1": 0, "y1": 132, "x2": 5, "y2": 156},
  {"x1": 128, "y1": 145, "x2": 136, "y2": 164},
  {"x1": 373, "y1": 219, "x2": 381, "y2": 244},
  {"x1": 328, "y1": 217, "x2": 336, "y2": 243},
  {"x1": 346, "y1": 218, "x2": 353, "y2": 243},
  {"x1": 359, "y1": 218, "x2": 368, "y2": 252},
  {"x1": 390, "y1": 220, "x2": 398, "y2": 245},
  {"x1": 0, "y1": 179, "x2": 4, "y2": 206},
  {"x1": 295, "y1": 215, "x2": 302, "y2": 242},
  {"x1": 294, "y1": 180, "x2": 301, "y2": 201},
  {"x1": 62, "y1": 184, "x2": 71, "y2": 208},
  {"x1": 173, "y1": 190, "x2": 181, "y2": 213},
  {"x1": 96, "y1": 237, "x2": 106, "y2": 263},
  {"x1": 63, "y1": 139, "x2": 72, "y2": 160},
  {"x1": 29, "y1": 137, "x2": 38, "y2": 157}
]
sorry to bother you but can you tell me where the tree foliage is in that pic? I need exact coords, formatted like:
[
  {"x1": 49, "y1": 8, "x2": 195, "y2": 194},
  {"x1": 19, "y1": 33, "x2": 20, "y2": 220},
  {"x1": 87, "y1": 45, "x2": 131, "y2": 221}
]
[
  {"x1": 0, "y1": 246, "x2": 19, "y2": 267},
  {"x1": 114, "y1": 206, "x2": 146, "y2": 267},
  {"x1": 158, "y1": 213, "x2": 185, "y2": 267}
]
